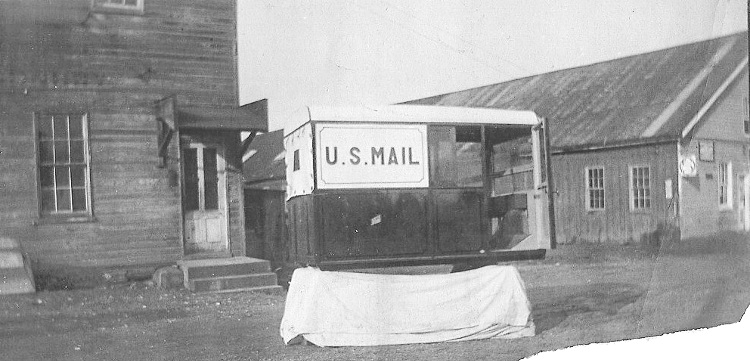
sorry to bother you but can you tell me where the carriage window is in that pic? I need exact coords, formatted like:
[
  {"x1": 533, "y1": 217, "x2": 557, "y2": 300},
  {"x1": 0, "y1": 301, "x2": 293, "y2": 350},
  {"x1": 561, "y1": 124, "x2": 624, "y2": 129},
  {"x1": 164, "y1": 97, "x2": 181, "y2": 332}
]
[
  {"x1": 428, "y1": 126, "x2": 482, "y2": 187},
  {"x1": 487, "y1": 126, "x2": 533, "y2": 196}
]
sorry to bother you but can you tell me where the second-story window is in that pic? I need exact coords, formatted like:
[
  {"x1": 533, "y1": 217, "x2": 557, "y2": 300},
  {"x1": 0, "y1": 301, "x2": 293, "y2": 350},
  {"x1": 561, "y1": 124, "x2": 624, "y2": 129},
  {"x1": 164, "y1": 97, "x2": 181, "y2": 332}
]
[
  {"x1": 744, "y1": 97, "x2": 749, "y2": 135},
  {"x1": 91, "y1": 0, "x2": 144, "y2": 14}
]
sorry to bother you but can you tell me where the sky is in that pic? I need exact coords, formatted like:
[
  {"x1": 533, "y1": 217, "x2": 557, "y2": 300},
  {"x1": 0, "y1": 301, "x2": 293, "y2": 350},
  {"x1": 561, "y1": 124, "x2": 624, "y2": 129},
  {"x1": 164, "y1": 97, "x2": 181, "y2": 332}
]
[{"x1": 237, "y1": 0, "x2": 748, "y2": 132}]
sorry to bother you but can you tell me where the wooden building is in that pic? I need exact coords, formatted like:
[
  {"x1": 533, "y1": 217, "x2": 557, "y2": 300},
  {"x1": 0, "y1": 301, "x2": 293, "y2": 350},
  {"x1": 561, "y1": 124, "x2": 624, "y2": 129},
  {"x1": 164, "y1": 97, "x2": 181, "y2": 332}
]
[
  {"x1": 406, "y1": 32, "x2": 749, "y2": 244},
  {"x1": 0, "y1": 0, "x2": 267, "y2": 271}
]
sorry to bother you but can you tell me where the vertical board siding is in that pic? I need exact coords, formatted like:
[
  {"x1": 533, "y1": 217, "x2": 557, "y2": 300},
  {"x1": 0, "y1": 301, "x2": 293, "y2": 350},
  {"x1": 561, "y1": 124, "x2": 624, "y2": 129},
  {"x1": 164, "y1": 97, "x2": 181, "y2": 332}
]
[{"x1": 552, "y1": 143, "x2": 678, "y2": 244}]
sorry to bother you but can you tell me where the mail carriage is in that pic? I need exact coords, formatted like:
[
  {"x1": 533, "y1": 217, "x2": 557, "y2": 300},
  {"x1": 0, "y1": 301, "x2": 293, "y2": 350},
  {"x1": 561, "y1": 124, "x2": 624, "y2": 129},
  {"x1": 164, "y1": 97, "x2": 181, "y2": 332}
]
[{"x1": 283, "y1": 105, "x2": 555, "y2": 270}]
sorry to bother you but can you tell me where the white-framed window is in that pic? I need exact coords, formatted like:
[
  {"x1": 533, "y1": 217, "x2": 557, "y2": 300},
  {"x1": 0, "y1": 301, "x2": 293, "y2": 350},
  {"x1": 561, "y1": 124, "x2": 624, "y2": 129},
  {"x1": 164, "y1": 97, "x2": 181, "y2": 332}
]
[
  {"x1": 629, "y1": 165, "x2": 651, "y2": 211},
  {"x1": 585, "y1": 167, "x2": 605, "y2": 211},
  {"x1": 744, "y1": 96, "x2": 749, "y2": 135},
  {"x1": 91, "y1": 0, "x2": 144, "y2": 14},
  {"x1": 718, "y1": 162, "x2": 733, "y2": 208},
  {"x1": 35, "y1": 113, "x2": 93, "y2": 219}
]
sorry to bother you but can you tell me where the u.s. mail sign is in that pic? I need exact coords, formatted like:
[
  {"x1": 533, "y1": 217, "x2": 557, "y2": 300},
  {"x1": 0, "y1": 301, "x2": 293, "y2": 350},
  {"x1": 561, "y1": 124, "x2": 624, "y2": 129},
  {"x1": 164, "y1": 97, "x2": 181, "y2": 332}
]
[{"x1": 315, "y1": 123, "x2": 429, "y2": 189}]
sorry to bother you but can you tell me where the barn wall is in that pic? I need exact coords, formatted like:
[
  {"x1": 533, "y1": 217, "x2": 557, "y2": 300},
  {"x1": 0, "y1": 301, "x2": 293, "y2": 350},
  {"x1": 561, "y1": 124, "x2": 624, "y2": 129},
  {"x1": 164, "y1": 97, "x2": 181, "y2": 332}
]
[{"x1": 551, "y1": 143, "x2": 679, "y2": 244}]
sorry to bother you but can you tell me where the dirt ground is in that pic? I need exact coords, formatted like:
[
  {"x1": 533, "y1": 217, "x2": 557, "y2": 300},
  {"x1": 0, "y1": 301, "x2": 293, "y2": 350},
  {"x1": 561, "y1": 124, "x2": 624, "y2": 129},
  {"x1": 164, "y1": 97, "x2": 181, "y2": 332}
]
[{"x1": 1, "y1": 233, "x2": 749, "y2": 361}]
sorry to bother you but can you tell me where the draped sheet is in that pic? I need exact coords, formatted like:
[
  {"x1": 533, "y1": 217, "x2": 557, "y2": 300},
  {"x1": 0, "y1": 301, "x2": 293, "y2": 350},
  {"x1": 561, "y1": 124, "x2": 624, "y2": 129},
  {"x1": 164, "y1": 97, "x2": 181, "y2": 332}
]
[{"x1": 280, "y1": 265, "x2": 535, "y2": 346}]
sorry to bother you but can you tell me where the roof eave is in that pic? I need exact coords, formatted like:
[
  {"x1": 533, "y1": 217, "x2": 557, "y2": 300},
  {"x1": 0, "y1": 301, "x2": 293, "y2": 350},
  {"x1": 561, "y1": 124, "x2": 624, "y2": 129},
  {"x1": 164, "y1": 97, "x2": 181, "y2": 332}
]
[{"x1": 552, "y1": 136, "x2": 679, "y2": 155}]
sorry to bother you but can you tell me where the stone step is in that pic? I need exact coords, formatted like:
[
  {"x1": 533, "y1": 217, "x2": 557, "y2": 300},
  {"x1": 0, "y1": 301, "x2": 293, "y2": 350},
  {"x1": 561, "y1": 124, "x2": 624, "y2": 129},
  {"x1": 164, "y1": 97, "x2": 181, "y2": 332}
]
[
  {"x1": 189, "y1": 273, "x2": 279, "y2": 293},
  {"x1": 177, "y1": 257, "x2": 272, "y2": 280},
  {"x1": 0, "y1": 267, "x2": 35, "y2": 295},
  {"x1": 0, "y1": 251, "x2": 24, "y2": 269},
  {"x1": 201, "y1": 285, "x2": 285, "y2": 295}
]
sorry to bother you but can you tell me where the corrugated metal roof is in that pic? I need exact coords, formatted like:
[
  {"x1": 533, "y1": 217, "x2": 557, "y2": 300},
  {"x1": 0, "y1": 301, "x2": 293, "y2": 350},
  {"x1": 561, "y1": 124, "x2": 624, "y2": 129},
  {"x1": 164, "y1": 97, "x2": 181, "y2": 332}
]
[
  {"x1": 404, "y1": 32, "x2": 748, "y2": 151},
  {"x1": 242, "y1": 130, "x2": 286, "y2": 184}
]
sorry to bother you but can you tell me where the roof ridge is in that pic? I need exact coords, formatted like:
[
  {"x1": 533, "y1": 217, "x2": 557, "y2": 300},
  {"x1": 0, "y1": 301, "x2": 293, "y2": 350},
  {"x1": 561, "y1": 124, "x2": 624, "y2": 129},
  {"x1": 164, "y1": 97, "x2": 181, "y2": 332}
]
[{"x1": 401, "y1": 31, "x2": 748, "y2": 103}]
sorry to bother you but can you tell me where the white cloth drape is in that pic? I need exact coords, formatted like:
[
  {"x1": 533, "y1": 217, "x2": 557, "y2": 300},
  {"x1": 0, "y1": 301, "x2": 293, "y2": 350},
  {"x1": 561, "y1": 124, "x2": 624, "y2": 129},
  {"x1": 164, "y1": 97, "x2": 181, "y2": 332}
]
[{"x1": 280, "y1": 265, "x2": 535, "y2": 346}]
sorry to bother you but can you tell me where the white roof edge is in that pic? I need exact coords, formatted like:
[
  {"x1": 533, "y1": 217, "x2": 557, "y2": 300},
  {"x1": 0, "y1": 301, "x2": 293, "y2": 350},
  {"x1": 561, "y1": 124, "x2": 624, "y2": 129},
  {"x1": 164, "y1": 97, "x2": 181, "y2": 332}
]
[{"x1": 284, "y1": 104, "x2": 539, "y2": 136}]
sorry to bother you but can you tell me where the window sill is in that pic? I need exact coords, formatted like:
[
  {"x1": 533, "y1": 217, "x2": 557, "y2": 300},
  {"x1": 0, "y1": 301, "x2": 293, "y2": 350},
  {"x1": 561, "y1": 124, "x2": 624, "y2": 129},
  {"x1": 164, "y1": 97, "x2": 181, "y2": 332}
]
[
  {"x1": 629, "y1": 209, "x2": 652, "y2": 214},
  {"x1": 34, "y1": 215, "x2": 97, "y2": 226}
]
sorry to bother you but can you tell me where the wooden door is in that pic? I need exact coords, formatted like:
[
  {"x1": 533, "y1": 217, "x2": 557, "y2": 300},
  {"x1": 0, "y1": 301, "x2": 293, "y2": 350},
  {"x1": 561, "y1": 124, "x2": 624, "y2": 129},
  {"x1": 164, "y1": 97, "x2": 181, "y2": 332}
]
[{"x1": 182, "y1": 143, "x2": 228, "y2": 254}]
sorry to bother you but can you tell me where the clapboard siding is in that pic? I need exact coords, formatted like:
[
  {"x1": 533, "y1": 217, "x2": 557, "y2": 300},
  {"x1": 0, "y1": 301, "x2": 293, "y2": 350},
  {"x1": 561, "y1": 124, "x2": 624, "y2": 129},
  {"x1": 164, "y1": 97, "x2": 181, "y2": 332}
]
[
  {"x1": 1, "y1": 0, "x2": 239, "y2": 108},
  {"x1": 1, "y1": 93, "x2": 184, "y2": 268},
  {"x1": 551, "y1": 143, "x2": 678, "y2": 244}
]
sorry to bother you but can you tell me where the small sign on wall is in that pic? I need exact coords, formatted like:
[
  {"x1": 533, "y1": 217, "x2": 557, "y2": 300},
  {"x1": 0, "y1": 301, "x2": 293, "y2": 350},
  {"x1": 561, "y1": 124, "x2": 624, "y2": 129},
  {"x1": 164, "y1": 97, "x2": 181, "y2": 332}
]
[{"x1": 698, "y1": 141, "x2": 714, "y2": 162}]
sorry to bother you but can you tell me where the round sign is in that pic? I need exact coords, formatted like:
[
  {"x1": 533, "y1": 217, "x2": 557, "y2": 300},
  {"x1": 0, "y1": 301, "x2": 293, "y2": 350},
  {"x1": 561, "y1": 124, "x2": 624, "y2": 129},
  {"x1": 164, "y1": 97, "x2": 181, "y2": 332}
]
[{"x1": 679, "y1": 156, "x2": 697, "y2": 177}]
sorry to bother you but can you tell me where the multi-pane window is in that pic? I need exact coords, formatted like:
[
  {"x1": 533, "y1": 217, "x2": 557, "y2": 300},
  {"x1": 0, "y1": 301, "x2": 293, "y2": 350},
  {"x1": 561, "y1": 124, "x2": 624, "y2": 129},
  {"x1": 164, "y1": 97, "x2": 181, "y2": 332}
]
[
  {"x1": 718, "y1": 162, "x2": 732, "y2": 208},
  {"x1": 91, "y1": 0, "x2": 144, "y2": 13},
  {"x1": 585, "y1": 167, "x2": 605, "y2": 210},
  {"x1": 36, "y1": 114, "x2": 91, "y2": 217},
  {"x1": 744, "y1": 97, "x2": 749, "y2": 134},
  {"x1": 630, "y1": 166, "x2": 651, "y2": 210}
]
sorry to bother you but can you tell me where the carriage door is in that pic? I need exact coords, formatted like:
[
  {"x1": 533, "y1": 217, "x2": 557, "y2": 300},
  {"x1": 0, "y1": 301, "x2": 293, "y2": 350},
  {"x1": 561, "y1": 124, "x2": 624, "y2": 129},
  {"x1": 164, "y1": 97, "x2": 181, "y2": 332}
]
[
  {"x1": 182, "y1": 142, "x2": 228, "y2": 254},
  {"x1": 485, "y1": 124, "x2": 551, "y2": 251}
]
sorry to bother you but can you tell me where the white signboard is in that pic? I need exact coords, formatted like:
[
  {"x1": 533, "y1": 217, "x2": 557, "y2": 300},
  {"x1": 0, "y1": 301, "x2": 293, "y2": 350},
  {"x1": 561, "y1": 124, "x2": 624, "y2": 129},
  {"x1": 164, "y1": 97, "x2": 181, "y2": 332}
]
[{"x1": 315, "y1": 123, "x2": 429, "y2": 189}]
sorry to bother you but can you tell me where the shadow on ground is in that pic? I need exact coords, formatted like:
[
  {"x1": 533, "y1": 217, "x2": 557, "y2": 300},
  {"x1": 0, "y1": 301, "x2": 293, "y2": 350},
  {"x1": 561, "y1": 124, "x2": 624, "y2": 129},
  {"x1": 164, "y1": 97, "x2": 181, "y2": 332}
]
[{"x1": 529, "y1": 282, "x2": 645, "y2": 333}]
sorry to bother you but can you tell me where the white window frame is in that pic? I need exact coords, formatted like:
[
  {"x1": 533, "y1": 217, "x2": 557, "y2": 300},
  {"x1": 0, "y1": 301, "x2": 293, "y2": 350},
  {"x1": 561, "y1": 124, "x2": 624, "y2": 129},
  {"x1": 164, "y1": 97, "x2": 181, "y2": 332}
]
[
  {"x1": 629, "y1": 165, "x2": 652, "y2": 211},
  {"x1": 91, "y1": 0, "x2": 144, "y2": 14},
  {"x1": 718, "y1": 162, "x2": 733, "y2": 209},
  {"x1": 585, "y1": 166, "x2": 605, "y2": 211},
  {"x1": 35, "y1": 113, "x2": 93, "y2": 221},
  {"x1": 744, "y1": 96, "x2": 749, "y2": 135}
]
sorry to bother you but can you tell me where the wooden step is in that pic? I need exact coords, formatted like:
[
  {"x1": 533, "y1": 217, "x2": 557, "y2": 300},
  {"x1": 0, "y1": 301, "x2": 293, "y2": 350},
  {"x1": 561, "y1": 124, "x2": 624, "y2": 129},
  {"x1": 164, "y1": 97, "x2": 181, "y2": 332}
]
[
  {"x1": 177, "y1": 257, "x2": 272, "y2": 279},
  {"x1": 188, "y1": 273, "x2": 280, "y2": 293},
  {"x1": 176, "y1": 257, "x2": 280, "y2": 294}
]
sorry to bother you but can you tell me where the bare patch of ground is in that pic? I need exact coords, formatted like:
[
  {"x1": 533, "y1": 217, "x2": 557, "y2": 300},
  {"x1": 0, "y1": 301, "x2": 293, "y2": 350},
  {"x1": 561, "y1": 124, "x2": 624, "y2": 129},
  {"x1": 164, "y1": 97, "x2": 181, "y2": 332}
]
[{"x1": 1, "y1": 233, "x2": 748, "y2": 360}]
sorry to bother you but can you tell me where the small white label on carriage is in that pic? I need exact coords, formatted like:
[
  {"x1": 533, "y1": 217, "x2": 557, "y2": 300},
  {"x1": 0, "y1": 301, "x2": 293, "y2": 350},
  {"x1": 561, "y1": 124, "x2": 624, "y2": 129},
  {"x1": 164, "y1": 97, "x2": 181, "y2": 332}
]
[{"x1": 371, "y1": 214, "x2": 382, "y2": 226}]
